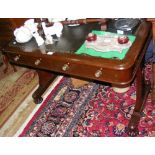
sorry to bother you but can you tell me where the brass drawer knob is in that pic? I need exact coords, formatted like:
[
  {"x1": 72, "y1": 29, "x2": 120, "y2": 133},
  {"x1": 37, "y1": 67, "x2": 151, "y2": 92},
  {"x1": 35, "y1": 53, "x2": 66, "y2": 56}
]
[
  {"x1": 95, "y1": 69, "x2": 102, "y2": 78},
  {"x1": 14, "y1": 55, "x2": 20, "y2": 62},
  {"x1": 62, "y1": 63, "x2": 69, "y2": 71},
  {"x1": 35, "y1": 59, "x2": 41, "y2": 66}
]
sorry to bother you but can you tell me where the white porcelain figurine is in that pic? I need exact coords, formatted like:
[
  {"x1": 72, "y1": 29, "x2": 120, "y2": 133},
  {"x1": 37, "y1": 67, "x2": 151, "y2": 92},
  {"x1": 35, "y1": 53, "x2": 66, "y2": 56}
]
[
  {"x1": 41, "y1": 21, "x2": 63, "y2": 44},
  {"x1": 24, "y1": 19, "x2": 45, "y2": 47}
]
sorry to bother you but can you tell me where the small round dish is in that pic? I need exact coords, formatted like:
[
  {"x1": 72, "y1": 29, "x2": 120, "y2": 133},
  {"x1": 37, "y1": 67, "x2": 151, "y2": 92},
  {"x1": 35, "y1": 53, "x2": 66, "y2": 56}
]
[
  {"x1": 67, "y1": 24, "x2": 80, "y2": 27},
  {"x1": 66, "y1": 18, "x2": 80, "y2": 26}
]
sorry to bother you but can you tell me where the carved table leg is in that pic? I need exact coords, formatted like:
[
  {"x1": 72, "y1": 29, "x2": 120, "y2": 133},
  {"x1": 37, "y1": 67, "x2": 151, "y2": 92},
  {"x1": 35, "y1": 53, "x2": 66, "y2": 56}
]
[
  {"x1": 32, "y1": 70, "x2": 57, "y2": 104},
  {"x1": 127, "y1": 64, "x2": 151, "y2": 136}
]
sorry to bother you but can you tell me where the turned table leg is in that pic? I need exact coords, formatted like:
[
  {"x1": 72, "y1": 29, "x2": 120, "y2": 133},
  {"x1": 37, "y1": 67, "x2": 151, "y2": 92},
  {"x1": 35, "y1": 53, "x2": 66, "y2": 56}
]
[
  {"x1": 32, "y1": 70, "x2": 57, "y2": 104},
  {"x1": 127, "y1": 64, "x2": 151, "y2": 136}
]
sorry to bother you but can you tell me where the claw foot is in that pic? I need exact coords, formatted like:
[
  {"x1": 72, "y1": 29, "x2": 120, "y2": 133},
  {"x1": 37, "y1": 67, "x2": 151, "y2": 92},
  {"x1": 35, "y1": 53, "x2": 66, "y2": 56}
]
[
  {"x1": 33, "y1": 97, "x2": 43, "y2": 104},
  {"x1": 127, "y1": 125, "x2": 139, "y2": 137}
]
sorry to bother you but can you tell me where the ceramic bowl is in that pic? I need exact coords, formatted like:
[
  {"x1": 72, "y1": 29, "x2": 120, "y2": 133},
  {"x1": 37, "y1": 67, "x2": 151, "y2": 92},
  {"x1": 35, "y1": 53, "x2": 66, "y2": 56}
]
[{"x1": 14, "y1": 26, "x2": 33, "y2": 43}]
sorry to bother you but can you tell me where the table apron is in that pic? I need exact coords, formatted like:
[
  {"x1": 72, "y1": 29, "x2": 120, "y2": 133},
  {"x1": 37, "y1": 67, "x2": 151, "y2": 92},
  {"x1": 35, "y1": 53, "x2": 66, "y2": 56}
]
[{"x1": 7, "y1": 52, "x2": 135, "y2": 86}]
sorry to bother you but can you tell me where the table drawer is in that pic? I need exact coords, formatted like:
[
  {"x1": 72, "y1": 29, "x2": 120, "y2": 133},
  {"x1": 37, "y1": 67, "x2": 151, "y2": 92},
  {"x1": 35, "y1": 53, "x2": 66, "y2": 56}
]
[{"x1": 7, "y1": 52, "x2": 131, "y2": 85}]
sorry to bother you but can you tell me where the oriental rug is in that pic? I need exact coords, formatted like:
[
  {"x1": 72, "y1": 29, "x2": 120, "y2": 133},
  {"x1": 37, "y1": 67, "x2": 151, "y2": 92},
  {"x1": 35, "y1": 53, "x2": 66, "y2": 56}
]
[
  {"x1": 0, "y1": 65, "x2": 38, "y2": 128},
  {"x1": 19, "y1": 63, "x2": 155, "y2": 137}
]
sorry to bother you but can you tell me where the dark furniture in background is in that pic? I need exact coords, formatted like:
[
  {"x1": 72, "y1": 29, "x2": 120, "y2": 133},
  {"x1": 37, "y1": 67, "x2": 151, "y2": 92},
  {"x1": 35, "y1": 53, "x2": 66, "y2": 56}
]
[
  {"x1": 0, "y1": 18, "x2": 28, "y2": 71},
  {"x1": 4, "y1": 19, "x2": 151, "y2": 136}
]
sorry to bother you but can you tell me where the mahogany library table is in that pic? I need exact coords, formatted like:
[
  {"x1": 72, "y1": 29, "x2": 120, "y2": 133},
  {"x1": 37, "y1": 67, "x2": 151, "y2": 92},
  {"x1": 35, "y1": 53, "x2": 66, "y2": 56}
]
[{"x1": 3, "y1": 20, "x2": 151, "y2": 136}]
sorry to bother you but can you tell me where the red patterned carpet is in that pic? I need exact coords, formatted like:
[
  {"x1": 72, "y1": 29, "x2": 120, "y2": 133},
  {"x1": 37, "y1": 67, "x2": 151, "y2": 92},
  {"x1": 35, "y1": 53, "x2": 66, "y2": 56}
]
[{"x1": 20, "y1": 63, "x2": 155, "y2": 137}]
